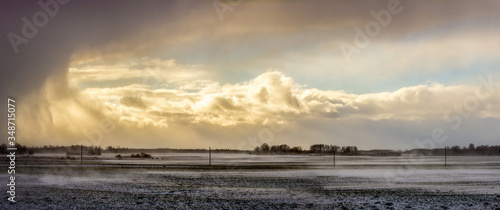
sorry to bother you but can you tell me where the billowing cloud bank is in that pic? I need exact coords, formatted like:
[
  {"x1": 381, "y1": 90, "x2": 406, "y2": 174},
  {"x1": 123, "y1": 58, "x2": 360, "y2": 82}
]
[
  {"x1": 70, "y1": 62, "x2": 500, "y2": 126},
  {"x1": 19, "y1": 61, "x2": 500, "y2": 149}
]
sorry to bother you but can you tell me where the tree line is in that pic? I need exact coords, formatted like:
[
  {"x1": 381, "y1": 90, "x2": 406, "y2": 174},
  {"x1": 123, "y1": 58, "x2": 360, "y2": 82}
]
[
  {"x1": 65, "y1": 145, "x2": 102, "y2": 156},
  {"x1": 0, "y1": 144, "x2": 102, "y2": 156},
  {"x1": 105, "y1": 146, "x2": 245, "y2": 154},
  {"x1": 253, "y1": 143, "x2": 359, "y2": 155},
  {"x1": 0, "y1": 143, "x2": 34, "y2": 155},
  {"x1": 408, "y1": 144, "x2": 500, "y2": 156},
  {"x1": 254, "y1": 143, "x2": 500, "y2": 156},
  {"x1": 448, "y1": 144, "x2": 500, "y2": 156}
]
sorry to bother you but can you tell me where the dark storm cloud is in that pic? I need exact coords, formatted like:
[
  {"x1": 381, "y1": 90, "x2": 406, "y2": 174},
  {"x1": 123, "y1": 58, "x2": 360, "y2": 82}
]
[{"x1": 0, "y1": 0, "x2": 213, "y2": 141}]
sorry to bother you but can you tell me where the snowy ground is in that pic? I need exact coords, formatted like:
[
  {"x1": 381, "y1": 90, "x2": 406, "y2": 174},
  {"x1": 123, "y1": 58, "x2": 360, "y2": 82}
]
[{"x1": 1, "y1": 154, "x2": 499, "y2": 209}]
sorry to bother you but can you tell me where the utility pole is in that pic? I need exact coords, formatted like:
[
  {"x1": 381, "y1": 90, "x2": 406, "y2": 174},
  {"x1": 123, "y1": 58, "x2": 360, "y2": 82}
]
[
  {"x1": 80, "y1": 145, "x2": 83, "y2": 164},
  {"x1": 333, "y1": 149, "x2": 336, "y2": 167},
  {"x1": 444, "y1": 146, "x2": 447, "y2": 167},
  {"x1": 209, "y1": 147, "x2": 212, "y2": 167}
]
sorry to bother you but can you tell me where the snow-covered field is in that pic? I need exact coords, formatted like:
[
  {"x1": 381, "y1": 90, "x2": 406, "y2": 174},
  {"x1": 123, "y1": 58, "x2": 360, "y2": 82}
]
[{"x1": 1, "y1": 154, "x2": 499, "y2": 209}]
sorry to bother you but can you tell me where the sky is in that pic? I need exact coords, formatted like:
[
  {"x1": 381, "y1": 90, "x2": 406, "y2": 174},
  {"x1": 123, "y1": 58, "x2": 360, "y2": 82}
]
[{"x1": 1, "y1": 0, "x2": 500, "y2": 150}]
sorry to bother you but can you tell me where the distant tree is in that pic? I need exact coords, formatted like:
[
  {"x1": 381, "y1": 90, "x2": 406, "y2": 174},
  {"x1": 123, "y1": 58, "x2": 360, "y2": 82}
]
[
  {"x1": 451, "y1": 146, "x2": 462, "y2": 155},
  {"x1": 70, "y1": 145, "x2": 79, "y2": 153},
  {"x1": 468, "y1": 143, "x2": 475, "y2": 151},
  {"x1": 260, "y1": 143, "x2": 270, "y2": 152},
  {"x1": 14, "y1": 143, "x2": 29, "y2": 155},
  {"x1": 141, "y1": 152, "x2": 152, "y2": 158},
  {"x1": 476, "y1": 145, "x2": 489, "y2": 155},
  {"x1": 278, "y1": 144, "x2": 290, "y2": 153},
  {"x1": 270, "y1": 145, "x2": 280, "y2": 153},
  {"x1": 331, "y1": 145, "x2": 340, "y2": 153},
  {"x1": 341, "y1": 146, "x2": 358, "y2": 155},
  {"x1": 254, "y1": 146, "x2": 260, "y2": 152},
  {"x1": 310, "y1": 144, "x2": 339, "y2": 154},
  {"x1": 130, "y1": 153, "x2": 152, "y2": 158},
  {"x1": 291, "y1": 146, "x2": 302, "y2": 153},
  {"x1": 310, "y1": 144, "x2": 324, "y2": 153},
  {"x1": 0, "y1": 144, "x2": 7, "y2": 154},
  {"x1": 341, "y1": 146, "x2": 348, "y2": 154},
  {"x1": 86, "y1": 146, "x2": 102, "y2": 155}
]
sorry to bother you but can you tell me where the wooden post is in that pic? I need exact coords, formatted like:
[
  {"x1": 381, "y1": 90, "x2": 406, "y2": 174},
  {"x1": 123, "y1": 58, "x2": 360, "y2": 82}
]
[
  {"x1": 333, "y1": 149, "x2": 336, "y2": 167},
  {"x1": 444, "y1": 146, "x2": 447, "y2": 167},
  {"x1": 80, "y1": 145, "x2": 83, "y2": 164},
  {"x1": 209, "y1": 147, "x2": 212, "y2": 167}
]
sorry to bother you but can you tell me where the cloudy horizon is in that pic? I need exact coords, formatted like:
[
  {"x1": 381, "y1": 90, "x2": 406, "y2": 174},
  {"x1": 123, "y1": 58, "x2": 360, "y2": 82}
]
[{"x1": 1, "y1": 0, "x2": 499, "y2": 150}]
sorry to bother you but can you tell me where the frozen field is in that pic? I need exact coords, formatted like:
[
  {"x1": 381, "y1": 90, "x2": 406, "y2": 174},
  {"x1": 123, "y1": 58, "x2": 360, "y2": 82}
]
[
  {"x1": 101, "y1": 152, "x2": 500, "y2": 167},
  {"x1": 1, "y1": 154, "x2": 499, "y2": 209}
]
